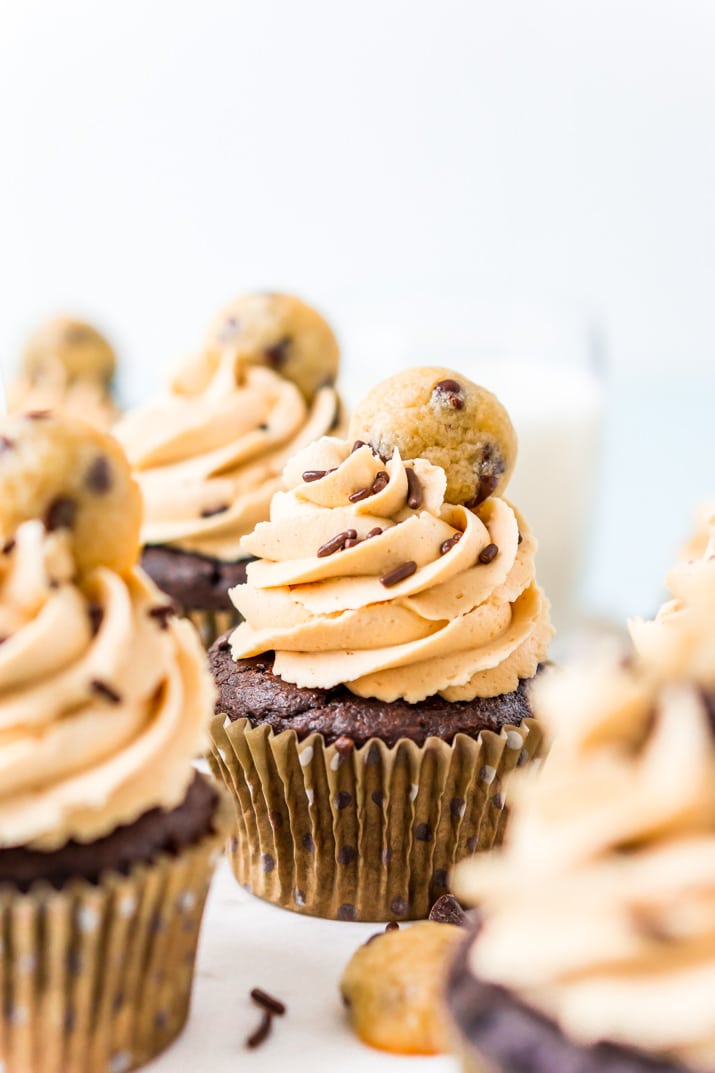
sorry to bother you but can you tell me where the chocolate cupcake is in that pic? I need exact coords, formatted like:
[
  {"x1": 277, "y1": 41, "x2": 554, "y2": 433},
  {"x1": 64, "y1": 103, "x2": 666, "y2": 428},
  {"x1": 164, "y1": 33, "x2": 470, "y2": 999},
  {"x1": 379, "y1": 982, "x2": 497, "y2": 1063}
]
[
  {"x1": 447, "y1": 561, "x2": 715, "y2": 1073},
  {"x1": 115, "y1": 292, "x2": 342, "y2": 646},
  {"x1": 0, "y1": 413, "x2": 229, "y2": 1073},
  {"x1": 8, "y1": 315, "x2": 120, "y2": 430},
  {"x1": 207, "y1": 367, "x2": 553, "y2": 921}
]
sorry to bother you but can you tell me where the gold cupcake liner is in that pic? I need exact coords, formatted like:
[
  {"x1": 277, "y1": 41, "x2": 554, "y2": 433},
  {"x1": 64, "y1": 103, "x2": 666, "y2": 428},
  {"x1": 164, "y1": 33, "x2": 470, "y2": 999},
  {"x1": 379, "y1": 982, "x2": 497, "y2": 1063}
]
[
  {"x1": 208, "y1": 715, "x2": 541, "y2": 922},
  {"x1": 185, "y1": 608, "x2": 239, "y2": 649},
  {"x1": 0, "y1": 789, "x2": 230, "y2": 1073}
]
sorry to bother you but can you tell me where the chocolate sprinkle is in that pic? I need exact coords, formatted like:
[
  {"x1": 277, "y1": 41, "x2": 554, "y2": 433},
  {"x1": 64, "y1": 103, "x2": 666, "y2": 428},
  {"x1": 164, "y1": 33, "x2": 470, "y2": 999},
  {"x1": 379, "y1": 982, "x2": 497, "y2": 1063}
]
[
  {"x1": 380, "y1": 560, "x2": 417, "y2": 587},
  {"x1": 440, "y1": 534, "x2": 461, "y2": 555},
  {"x1": 200, "y1": 504, "x2": 229, "y2": 518},
  {"x1": 85, "y1": 456, "x2": 112, "y2": 495},
  {"x1": 348, "y1": 486, "x2": 370, "y2": 503},
  {"x1": 433, "y1": 378, "x2": 465, "y2": 410},
  {"x1": 148, "y1": 604, "x2": 175, "y2": 630},
  {"x1": 429, "y1": 894, "x2": 467, "y2": 927},
  {"x1": 517, "y1": 531, "x2": 523, "y2": 544},
  {"x1": 351, "y1": 440, "x2": 367, "y2": 453},
  {"x1": 45, "y1": 496, "x2": 77, "y2": 532},
  {"x1": 343, "y1": 536, "x2": 360, "y2": 548},
  {"x1": 88, "y1": 602, "x2": 104, "y2": 636},
  {"x1": 263, "y1": 336, "x2": 291, "y2": 369},
  {"x1": 317, "y1": 530, "x2": 356, "y2": 557},
  {"x1": 302, "y1": 470, "x2": 328, "y2": 483},
  {"x1": 405, "y1": 468, "x2": 423, "y2": 509},
  {"x1": 2, "y1": 538, "x2": 16, "y2": 555},
  {"x1": 478, "y1": 543, "x2": 499, "y2": 564},
  {"x1": 371, "y1": 471, "x2": 389, "y2": 495},
  {"x1": 245, "y1": 1009, "x2": 272, "y2": 1050},
  {"x1": 250, "y1": 988, "x2": 286, "y2": 1017},
  {"x1": 90, "y1": 679, "x2": 122, "y2": 704},
  {"x1": 0, "y1": 435, "x2": 14, "y2": 453}
]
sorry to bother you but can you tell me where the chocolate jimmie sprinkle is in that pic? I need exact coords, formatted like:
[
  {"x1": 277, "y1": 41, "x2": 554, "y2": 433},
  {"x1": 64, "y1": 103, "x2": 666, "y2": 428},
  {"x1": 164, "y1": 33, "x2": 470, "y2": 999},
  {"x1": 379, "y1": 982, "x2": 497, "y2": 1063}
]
[
  {"x1": 351, "y1": 439, "x2": 367, "y2": 453},
  {"x1": 200, "y1": 503, "x2": 229, "y2": 518},
  {"x1": 302, "y1": 469, "x2": 327, "y2": 483},
  {"x1": 440, "y1": 533, "x2": 461, "y2": 555},
  {"x1": 371, "y1": 471, "x2": 389, "y2": 495},
  {"x1": 148, "y1": 604, "x2": 175, "y2": 630},
  {"x1": 365, "y1": 527, "x2": 383, "y2": 539},
  {"x1": 348, "y1": 486, "x2": 370, "y2": 503},
  {"x1": 245, "y1": 1010, "x2": 272, "y2": 1050},
  {"x1": 478, "y1": 543, "x2": 499, "y2": 564},
  {"x1": 90, "y1": 679, "x2": 122, "y2": 704},
  {"x1": 380, "y1": 560, "x2": 417, "y2": 587},
  {"x1": 246, "y1": 988, "x2": 286, "y2": 1049},
  {"x1": 317, "y1": 530, "x2": 357, "y2": 557},
  {"x1": 250, "y1": 988, "x2": 286, "y2": 1017},
  {"x1": 405, "y1": 468, "x2": 423, "y2": 509}
]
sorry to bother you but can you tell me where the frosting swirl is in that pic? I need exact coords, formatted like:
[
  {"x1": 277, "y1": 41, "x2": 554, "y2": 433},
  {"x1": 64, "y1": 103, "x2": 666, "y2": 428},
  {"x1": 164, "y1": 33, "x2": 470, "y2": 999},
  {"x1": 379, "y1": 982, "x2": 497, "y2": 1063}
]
[
  {"x1": 8, "y1": 362, "x2": 117, "y2": 431},
  {"x1": 115, "y1": 356, "x2": 340, "y2": 561},
  {"x1": 0, "y1": 520, "x2": 214, "y2": 851},
  {"x1": 229, "y1": 437, "x2": 552, "y2": 702},
  {"x1": 454, "y1": 643, "x2": 715, "y2": 1068}
]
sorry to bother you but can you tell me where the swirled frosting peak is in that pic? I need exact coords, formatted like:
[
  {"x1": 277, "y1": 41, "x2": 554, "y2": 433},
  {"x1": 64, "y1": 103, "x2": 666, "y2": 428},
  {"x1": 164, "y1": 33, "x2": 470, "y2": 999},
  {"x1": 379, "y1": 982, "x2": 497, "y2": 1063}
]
[
  {"x1": 115, "y1": 354, "x2": 341, "y2": 561},
  {"x1": 0, "y1": 519, "x2": 215, "y2": 851},
  {"x1": 229, "y1": 436, "x2": 552, "y2": 702},
  {"x1": 454, "y1": 650, "x2": 715, "y2": 1071}
]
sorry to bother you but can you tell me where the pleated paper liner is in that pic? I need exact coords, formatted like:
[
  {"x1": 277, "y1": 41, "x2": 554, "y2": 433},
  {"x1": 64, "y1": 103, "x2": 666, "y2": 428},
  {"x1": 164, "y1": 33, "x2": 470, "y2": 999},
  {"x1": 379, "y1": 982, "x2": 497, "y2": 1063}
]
[
  {"x1": 0, "y1": 788, "x2": 231, "y2": 1073},
  {"x1": 185, "y1": 608, "x2": 239, "y2": 649},
  {"x1": 208, "y1": 715, "x2": 542, "y2": 922}
]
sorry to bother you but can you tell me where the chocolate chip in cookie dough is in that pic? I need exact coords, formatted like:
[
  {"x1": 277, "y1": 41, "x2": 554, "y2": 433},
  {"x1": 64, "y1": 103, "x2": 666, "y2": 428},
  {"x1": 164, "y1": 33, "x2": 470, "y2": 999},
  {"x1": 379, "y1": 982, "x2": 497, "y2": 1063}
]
[
  {"x1": 432, "y1": 378, "x2": 466, "y2": 410},
  {"x1": 45, "y1": 496, "x2": 77, "y2": 532},
  {"x1": 263, "y1": 336, "x2": 291, "y2": 369},
  {"x1": 84, "y1": 455, "x2": 113, "y2": 495}
]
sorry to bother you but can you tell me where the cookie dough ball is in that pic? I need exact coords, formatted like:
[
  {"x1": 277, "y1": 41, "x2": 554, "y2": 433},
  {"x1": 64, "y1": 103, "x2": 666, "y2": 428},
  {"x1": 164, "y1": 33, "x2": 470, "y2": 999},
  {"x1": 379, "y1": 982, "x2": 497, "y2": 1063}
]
[
  {"x1": 22, "y1": 317, "x2": 116, "y2": 386},
  {"x1": 340, "y1": 922, "x2": 462, "y2": 1055},
  {"x1": 349, "y1": 367, "x2": 517, "y2": 506},
  {"x1": 203, "y1": 292, "x2": 339, "y2": 402},
  {"x1": 0, "y1": 414, "x2": 141, "y2": 575}
]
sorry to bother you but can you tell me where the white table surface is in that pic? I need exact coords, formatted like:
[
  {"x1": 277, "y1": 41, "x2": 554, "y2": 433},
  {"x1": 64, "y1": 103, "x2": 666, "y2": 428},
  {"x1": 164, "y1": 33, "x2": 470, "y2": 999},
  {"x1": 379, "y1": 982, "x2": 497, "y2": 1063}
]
[{"x1": 147, "y1": 857, "x2": 456, "y2": 1073}]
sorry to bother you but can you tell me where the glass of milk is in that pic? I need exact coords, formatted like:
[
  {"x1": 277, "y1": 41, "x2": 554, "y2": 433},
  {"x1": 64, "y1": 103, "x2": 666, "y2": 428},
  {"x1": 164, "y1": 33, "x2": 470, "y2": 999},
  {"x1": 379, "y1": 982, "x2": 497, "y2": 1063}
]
[{"x1": 338, "y1": 296, "x2": 606, "y2": 637}]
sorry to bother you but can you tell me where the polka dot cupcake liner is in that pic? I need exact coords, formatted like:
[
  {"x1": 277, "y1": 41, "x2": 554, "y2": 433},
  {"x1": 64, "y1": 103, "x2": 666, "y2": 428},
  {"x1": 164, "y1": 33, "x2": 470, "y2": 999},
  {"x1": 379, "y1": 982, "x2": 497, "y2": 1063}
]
[
  {"x1": 208, "y1": 716, "x2": 542, "y2": 922},
  {"x1": 0, "y1": 785, "x2": 231, "y2": 1073},
  {"x1": 185, "y1": 608, "x2": 240, "y2": 649}
]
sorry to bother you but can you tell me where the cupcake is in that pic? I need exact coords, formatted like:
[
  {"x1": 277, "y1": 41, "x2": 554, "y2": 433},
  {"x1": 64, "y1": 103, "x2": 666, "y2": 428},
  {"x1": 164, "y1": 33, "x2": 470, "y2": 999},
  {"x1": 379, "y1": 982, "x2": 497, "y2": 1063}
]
[
  {"x1": 208, "y1": 367, "x2": 553, "y2": 921},
  {"x1": 677, "y1": 503, "x2": 715, "y2": 565},
  {"x1": 447, "y1": 575, "x2": 715, "y2": 1072},
  {"x1": 115, "y1": 292, "x2": 342, "y2": 646},
  {"x1": 8, "y1": 315, "x2": 119, "y2": 430},
  {"x1": 0, "y1": 413, "x2": 228, "y2": 1073}
]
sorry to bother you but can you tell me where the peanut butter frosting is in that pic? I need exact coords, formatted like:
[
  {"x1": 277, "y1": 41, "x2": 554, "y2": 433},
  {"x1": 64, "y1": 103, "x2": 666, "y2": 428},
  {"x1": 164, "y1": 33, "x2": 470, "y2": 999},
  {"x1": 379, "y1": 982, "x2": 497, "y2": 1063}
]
[
  {"x1": 8, "y1": 364, "x2": 118, "y2": 431},
  {"x1": 0, "y1": 520, "x2": 214, "y2": 851},
  {"x1": 454, "y1": 641, "x2": 715, "y2": 1067},
  {"x1": 229, "y1": 436, "x2": 552, "y2": 703},
  {"x1": 115, "y1": 357, "x2": 340, "y2": 561}
]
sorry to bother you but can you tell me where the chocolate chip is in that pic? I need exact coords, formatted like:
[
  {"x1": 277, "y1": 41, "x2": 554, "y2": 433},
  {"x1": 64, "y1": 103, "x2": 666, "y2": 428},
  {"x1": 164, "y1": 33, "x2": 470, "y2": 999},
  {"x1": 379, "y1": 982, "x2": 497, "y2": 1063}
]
[
  {"x1": 301, "y1": 832, "x2": 315, "y2": 852},
  {"x1": 371, "y1": 789, "x2": 385, "y2": 807},
  {"x1": 0, "y1": 435, "x2": 14, "y2": 453},
  {"x1": 415, "y1": 823, "x2": 433, "y2": 842},
  {"x1": 250, "y1": 988, "x2": 286, "y2": 1017},
  {"x1": 335, "y1": 791, "x2": 353, "y2": 810},
  {"x1": 450, "y1": 796, "x2": 465, "y2": 817},
  {"x1": 268, "y1": 811, "x2": 283, "y2": 830},
  {"x1": 337, "y1": 904, "x2": 356, "y2": 921},
  {"x1": 263, "y1": 336, "x2": 291, "y2": 368},
  {"x1": 45, "y1": 496, "x2": 77, "y2": 532},
  {"x1": 385, "y1": 920, "x2": 400, "y2": 932},
  {"x1": 302, "y1": 469, "x2": 327, "y2": 483},
  {"x1": 317, "y1": 530, "x2": 356, "y2": 557},
  {"x1": 2, "y1": 538, "x2": 15, "y2": 555},
  {"x1": 88, "y1": 602, "x2": 104, "y2": 635},
  {"x1": 337, "y1": 845, "x2": 356, "y2": 865},
  {"x1": 148, "y1": 603, "x2": 175, "y2": 630},
  {"x1": 85, "y1": 456, "x2": 112, "y2": 494},
  {"x1": 433, "y1": 379, "x2": 465, "y2": 410},
  {"x1": 90, "y1": 678, "x2": 121, "y2": 704},
  {"x1": 405, "y1": 467, "x2": 423, "y2": 509},
  {"x1": 200, "y1": 503, "x2": 229, "y2": 518},
  {"x1": 371, "y1": 471, "x2": 389, "y2": 495},
  {"x1": 429, "y1": 894, "x2": 467, "y2": 927},
  {"x1": 440, "y1": 533, "x2": 461, "y2": 555},
  {"x1": 348, "y1": 487, "x2": 370, "y2": 503},
  {"x1": 478, "y1": 543, "x2": 499, "y2": 564},
  {"x1": 365, "y1": 527, "x2": 383, "y2": 539},
  {"x1": 379, "y1": 560, "x2": 417, "y2": 587},
  {"x1": 261, "y1": 853, "x2": 275, "y2": 873}
]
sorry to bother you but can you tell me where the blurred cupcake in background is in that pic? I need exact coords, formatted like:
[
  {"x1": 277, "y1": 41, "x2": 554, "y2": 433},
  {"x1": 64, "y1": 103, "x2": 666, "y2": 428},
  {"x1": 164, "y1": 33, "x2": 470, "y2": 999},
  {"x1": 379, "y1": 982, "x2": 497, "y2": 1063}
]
[
  {"x1": 0, "y1": 413, "x2": 228, "y2": 1073},
  {"x1": 447, "y1": 559, "x2": 715, "y2": 1073},
  {"x1": 209, "y1": 367, "x2": 552, "y2": 922},
  {"x1": 115, "y1": 292, "x2": 343, "y2": 646},
  {"x1": 8, "y1": 315, "x2": 119, "y2": 429},
  {"x1": 677, "y1": 502, "x2": 715, "y2": 565}
]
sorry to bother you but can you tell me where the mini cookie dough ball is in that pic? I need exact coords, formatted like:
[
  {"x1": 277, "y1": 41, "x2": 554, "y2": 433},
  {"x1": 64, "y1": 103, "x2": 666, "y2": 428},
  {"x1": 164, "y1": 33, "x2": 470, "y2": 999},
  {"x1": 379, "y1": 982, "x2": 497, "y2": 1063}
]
[
  {"x1": 22, "y1": 317, "x2": 116, "y2": 386},
  {"x1": 203, "y1": 292, "x2": 339, "y2": 402},
  {"x1": 340, "y1": 922, "x2": 462, "y2": 1055},
  {"x1": 349, "y1": 367, "x2": 517, "y2": 506},
  {"x1": 0, "y1": 414, "x2": 141, "y2": 575}
]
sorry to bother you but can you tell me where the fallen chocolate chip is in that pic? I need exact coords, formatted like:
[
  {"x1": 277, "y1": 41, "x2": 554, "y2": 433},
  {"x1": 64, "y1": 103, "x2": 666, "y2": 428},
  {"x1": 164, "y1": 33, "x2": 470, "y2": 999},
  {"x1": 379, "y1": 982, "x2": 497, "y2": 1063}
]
[
  {"x1": 440, "y1": 533, "x2": 461, "y2": 555},
  {"x1": 250, "y1": 988, "x2": 286, "y2": 1017},
  {"x1": 263, "y1": 336, "x2": 291, "y2": 368},
  {"x1": 200, "y1": 503, "x2": 229, "y2": 518},
  {"x1": 85, "y1": 455, "x2": 112, "y2": 495},
  {"x1": 380, "y1": 560, "x2": 417, "y2": 587},
  {"x1": 429, "y1": 894, "x2": 467, "y2": 927},
  {"x1": 478, "y1": 543, "x2": 499, "y2": 564},
  {"x1": 405, "y1": 467, "x2": 423, "y2": 509},
  {"x1": 385, "y1": 920, "x2": 400, "y2": 932},
  {"x1": 302, "y1": 469, "x2": 327, "y2": 483},
  {"x1": 365, "y1": 920, "x2": 401, "y2": 946},
  {"x1": 45, "y1": 496, "x2": 77, "y2": 532},
  {"x1": 90, "y1": 678, "x2": 122, "y2": 704},
  {"x1": 348, "y1": 487, "x2": 370, "y2": 503}
]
